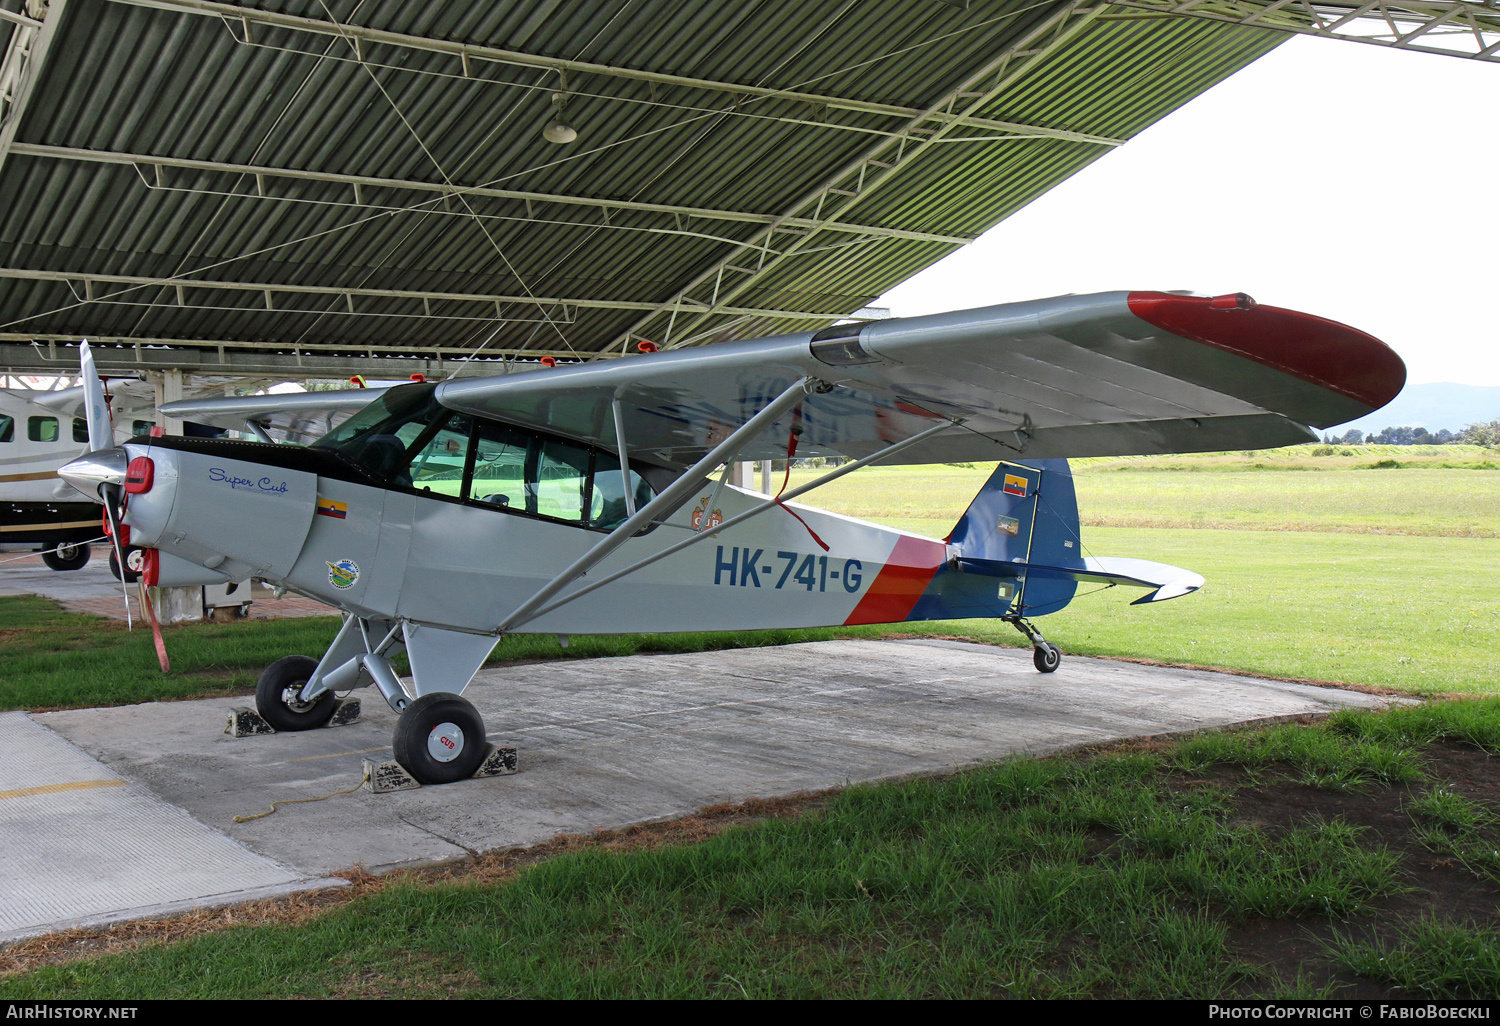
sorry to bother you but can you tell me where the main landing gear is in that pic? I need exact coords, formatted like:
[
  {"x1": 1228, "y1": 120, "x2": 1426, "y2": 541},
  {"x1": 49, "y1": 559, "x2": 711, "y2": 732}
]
[
  {"x1": 1004, "y1": 615, "x2": 1062, "y2": 674},
  {"x1": 41, "y1": 541, "x2": 91, "y2": 571},
  {"x1": 249, "y1": 616, "x2": 509, "y2": 787}
]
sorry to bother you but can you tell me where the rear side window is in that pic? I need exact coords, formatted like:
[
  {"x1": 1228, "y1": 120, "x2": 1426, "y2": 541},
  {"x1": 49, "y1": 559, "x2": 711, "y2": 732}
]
[
  {"x1": 73, "y1": 418, "x2": 90, "y2": 443},
  {"x1": 0, "y1": 415, "x2": 12, "y2": 442},
  {"x1": 28, "y1": 416, "x2": 58, "y2": 442}
]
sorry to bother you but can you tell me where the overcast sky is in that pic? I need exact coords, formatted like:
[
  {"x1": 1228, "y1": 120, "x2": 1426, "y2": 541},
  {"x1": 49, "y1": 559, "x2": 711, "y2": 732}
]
[{"x1": 876, "y1": 34, "x2": 1498, "y2": 387}]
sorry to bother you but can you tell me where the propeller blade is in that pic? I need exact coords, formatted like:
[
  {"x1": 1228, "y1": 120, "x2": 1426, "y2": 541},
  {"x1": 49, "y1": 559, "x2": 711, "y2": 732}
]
[{"x1": 80, "y1": 340, "x2": 113, "y2": 451}]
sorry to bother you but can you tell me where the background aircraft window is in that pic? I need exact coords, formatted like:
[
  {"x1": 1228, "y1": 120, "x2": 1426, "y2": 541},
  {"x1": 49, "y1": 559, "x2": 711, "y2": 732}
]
[
  {"x1": 402, "y1": 413, "x2": 472, "y2": 497},
  {"x1": 28, "y1": 416, "x2": 58, "y2": 442},
  {"x1": 534, "y1": 440, "x2": 590, "y2": 524},
  {"x1": 132, "y1": 420, "x2": 153, "y2": 435},
  {"x1": 73, "y1": 418, "x2": 89, "y2": 443},
  {"x1": 468, "y1": 421, "x2": 529, "y2": 510},
  {"x1": 0, "y1": 415, "x2": 11, "y2": 442},
  {"x1": 589, "y1": 453, "x2": 656, "y2": 530}
]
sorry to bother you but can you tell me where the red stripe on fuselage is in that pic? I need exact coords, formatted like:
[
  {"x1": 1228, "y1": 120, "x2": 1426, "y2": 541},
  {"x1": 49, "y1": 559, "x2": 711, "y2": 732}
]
[{"x1": 843, "y1": 535, "x2": 947, "y2": 625}]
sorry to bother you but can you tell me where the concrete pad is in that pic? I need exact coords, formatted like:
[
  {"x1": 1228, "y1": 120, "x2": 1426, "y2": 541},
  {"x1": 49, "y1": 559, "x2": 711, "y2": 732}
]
[
  {"x1": 0, "y1": 712, "x2": 344, "y2": 944},
  {"x1": 0, "y1": 551, "x2": 334, "y2": 620},
  {"x1": 29, "y1": 638, "x2": 1400, "y2": 914}
]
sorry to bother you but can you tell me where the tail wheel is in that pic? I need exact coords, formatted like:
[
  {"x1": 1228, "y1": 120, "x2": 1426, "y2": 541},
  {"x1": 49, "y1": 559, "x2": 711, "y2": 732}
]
[
  {"x1": 255, "y1": 655, "x2": 336, "y2": 731},
  {"x1": 393, "y1": 693, "x2": 487, "y2": 785},
  {"x1": 109, "y1": 545, "x2": 145, "y2": 583},
  {"x1": 1033, "y1": 642, "x2": 1061, "y2": 673},
  {"x1": 42, "y1": 543, "x2": 91, "y2": 572}
]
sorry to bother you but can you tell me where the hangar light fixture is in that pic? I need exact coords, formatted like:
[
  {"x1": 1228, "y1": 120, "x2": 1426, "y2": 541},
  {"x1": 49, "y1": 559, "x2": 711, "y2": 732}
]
[{"x1": 542, "y1": 92, "x2": 577, "y2": 144}]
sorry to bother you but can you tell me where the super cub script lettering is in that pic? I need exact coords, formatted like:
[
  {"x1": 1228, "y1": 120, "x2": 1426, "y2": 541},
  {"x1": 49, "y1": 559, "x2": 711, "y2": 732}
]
[{"x1": 208, "y1": 467, "x2": 289, "y2": 494}]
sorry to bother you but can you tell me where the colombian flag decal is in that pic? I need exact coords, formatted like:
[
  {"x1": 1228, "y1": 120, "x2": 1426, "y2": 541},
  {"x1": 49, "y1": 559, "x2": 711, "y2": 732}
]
[
  {"x1": 1002, "y1": 474, "x2": 1028, "y2": 497},
  {"x1": 316, "y1": 498, "x2": 348, "y2": 520}
]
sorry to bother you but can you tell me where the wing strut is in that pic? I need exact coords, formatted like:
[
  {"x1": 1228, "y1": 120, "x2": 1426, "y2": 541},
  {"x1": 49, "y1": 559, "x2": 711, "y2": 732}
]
[
  {"x1": 610, "y1": 393, "x2": 637, "y2": 518},
  {"x1": 495, "y1": 377, "x2": 820, "y2": 634},
  {"x1": 503, "y1": 416, "x2": 960, "y2": 631}
]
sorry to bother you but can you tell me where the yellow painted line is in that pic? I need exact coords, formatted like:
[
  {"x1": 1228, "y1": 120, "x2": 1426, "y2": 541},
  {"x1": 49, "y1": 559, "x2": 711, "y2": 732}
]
[
  {"x1": 0, "y1": 471, "x2": 59, "y2": 483},
  {"x1": 0, "y1": 779, "x2": 128, "y2": 800},
  {"x1": 0, "y1": 519, "x2": 99, "y2": 533}
]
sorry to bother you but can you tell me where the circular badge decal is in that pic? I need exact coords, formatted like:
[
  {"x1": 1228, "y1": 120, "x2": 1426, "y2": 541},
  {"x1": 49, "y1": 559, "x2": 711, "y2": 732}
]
[{"x1": 326, "y1": 558, "x2": 360, "y2": 589}]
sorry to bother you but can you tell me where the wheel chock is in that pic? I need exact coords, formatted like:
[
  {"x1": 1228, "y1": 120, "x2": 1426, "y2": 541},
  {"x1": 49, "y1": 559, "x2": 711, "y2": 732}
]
[
  {"x1": 226, "y1": 707, "x2": 275, "y2": 737},
  {"x1": 226, "y1": 697, "x2": 361, "y2": 738},
  {"x1": 362, "y1": 745, "x2": 518, "y2": 794},
  {"x1": 329, "y1": 697, "x2": 361, "y2": 726},
  {"x1": 363, "y1": 758, "x2": 421, "y2": 793},
  {"x1": 476, "y1": 744, "x2": 518, "y2": 777}
]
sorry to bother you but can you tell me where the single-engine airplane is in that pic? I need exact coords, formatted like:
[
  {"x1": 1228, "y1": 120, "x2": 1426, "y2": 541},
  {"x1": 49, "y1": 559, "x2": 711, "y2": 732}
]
[{"x1": 61, "y1": 291, "x2": 1404, "y2": 785}]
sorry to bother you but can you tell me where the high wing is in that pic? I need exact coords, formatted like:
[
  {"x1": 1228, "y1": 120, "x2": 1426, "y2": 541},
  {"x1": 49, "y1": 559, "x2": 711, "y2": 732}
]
[
  {"x1": 437, "y1": 291, "x2": 1405, "y2": 468},
  {"x1": 159, "y1": 387, "x2": 390, "y2": 443}
]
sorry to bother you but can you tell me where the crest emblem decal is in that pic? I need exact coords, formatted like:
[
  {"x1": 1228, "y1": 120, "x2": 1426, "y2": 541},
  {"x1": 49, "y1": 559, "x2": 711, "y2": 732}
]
[
  {"x1": 327, "y1": 558, "x2": 360, "y2": 589},
  {"x1": 691, "y1": 496, "x2": 723, "y2": 532}
]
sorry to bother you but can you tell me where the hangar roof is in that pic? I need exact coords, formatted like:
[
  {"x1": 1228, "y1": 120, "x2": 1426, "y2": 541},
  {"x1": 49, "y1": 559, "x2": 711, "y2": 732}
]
[{"x1": 0, "y1": 0, "x2": 1493, "y2": 376}]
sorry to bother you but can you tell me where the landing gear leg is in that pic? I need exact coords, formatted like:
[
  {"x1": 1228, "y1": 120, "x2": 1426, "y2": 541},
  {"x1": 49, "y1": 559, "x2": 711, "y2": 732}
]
[{"x1": 1004, "y1": 615, "x2": 1061, "y2": 673}]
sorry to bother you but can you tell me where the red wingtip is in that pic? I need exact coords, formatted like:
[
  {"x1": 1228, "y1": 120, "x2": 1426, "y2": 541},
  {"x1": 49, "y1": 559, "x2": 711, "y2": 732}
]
[{"x1": 1126, "y1": 292, "x2": 1406, "y2": 413}]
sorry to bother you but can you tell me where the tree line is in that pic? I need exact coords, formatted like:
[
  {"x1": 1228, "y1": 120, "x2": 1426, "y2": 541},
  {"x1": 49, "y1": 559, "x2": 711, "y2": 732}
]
[{"x1": 1322, "y1": 420, "x2": 1500, "y2": 446}]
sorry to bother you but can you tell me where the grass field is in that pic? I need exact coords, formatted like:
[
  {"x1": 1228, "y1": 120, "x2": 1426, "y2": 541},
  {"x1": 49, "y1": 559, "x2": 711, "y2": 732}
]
[
  {"x1": 2, "y1": 444, "x2": 1498, "y2": 998},
  {"x1": 5, "y1": 701, "x2": 1500, "y2": 998}
]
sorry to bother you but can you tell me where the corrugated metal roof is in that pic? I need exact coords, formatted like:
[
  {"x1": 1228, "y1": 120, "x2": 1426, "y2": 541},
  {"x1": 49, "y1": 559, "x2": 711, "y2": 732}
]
[{"x1": 0, "y1": 0, "x2": 1287, "y2": 365}]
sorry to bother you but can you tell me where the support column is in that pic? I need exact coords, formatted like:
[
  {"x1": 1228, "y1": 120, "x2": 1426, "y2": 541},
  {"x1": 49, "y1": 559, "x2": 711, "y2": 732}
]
[
  {"x1": 154, "y1": 368, "x2": 186, "y2": 434},
  {"x1": 148, "y1": 585, "x2": 202, "y2": 624}
]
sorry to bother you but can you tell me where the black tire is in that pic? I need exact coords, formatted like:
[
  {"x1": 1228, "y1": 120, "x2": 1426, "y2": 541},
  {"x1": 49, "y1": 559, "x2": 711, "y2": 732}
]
[
  {"x1": 42, "y1": 542, "x2": 90, "y2": 572},
  {"x1": 108, "y1": 545, "x2": 144, "y2": 583},
  {"x1": 1033, "y1": 642, "x2": 1061, "y2": 673},
  {"x1": 393, "y1": 692, "x2": 487, "y2": 785},
  {"x1": 255, "y1": 655, "x2": 336, "y2": 731}
]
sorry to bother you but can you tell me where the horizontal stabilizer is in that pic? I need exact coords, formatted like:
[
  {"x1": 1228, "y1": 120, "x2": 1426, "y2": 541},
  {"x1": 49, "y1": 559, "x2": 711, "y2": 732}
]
[{"x1": 954, "y1": 554, "x2": 1203, "y2": 605}]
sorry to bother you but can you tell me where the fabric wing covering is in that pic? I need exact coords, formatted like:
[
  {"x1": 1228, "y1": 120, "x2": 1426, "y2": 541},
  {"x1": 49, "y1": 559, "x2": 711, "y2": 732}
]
[{"x1": 434, "y1": 291, "x2": 1406, "y2": 470}]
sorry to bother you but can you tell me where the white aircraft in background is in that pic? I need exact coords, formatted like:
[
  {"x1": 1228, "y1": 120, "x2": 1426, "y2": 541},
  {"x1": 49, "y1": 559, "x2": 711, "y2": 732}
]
[
  {"x1": 0, "y1": 378, "x2": 158, "y2": 575},
  {"x1": 61, "y1": 291, "x2": 1404, "y2": 785}
]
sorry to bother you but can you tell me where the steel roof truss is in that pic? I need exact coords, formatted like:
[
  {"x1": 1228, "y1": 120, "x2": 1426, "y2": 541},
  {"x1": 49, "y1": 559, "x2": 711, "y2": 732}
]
[
  {"x1": 1104, "y1": 0, "x2": 1500, "y2": 61},
  {"x1": 0, "y1": 0, "x2": 67, "y2": 177},
  {"x1": 107, "y1": 0, "x2": 1126, "y2": 148},
  {"x1": 628, "y1": 2, "x2": 1108, "y2": 351},
  {"x1": 0, "y1": 266, "x2": 849, "y2": 323},
  {"x1": 11, "y1": 143, "x2": 976, "y2": 247}
]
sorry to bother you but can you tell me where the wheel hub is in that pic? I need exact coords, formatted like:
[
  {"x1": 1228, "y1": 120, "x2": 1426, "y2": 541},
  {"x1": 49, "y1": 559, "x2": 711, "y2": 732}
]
[
  {"x1": 280, "y1": 684, "x2": 316, "y2": 712},
  {"x1": 428, "y1": 721, "x2": 465, "y2": 762}
]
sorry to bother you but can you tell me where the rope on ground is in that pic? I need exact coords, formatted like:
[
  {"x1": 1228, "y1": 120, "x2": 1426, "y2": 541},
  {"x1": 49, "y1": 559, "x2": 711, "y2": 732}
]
[
  {"x1": 232, "y1": 768, "x2": 373, "y2": 823},
  {"x1": 0, "y1": 536, "x2": 108, "y2": 564}
]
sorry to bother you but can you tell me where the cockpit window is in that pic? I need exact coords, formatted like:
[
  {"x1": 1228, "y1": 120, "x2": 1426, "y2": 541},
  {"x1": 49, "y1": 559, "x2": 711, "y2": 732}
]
[{"x1": 311, "y1": 382, "x2": 659, "y2": 529}]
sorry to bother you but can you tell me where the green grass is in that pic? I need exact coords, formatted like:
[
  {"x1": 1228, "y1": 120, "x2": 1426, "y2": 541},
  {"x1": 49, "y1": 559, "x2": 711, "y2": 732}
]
[
  {"x1": 11, "y1": 702, "x2": 1500, "y2": 999},
  {"x1": 788, "y1": 448, "x2": 1500, "y2": 537}
]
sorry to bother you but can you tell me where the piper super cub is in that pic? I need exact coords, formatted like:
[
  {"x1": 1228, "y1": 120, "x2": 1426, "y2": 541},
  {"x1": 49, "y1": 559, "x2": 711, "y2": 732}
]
[{"x1": 60, "y1": 291, "x2": 1404, "y2": 785}]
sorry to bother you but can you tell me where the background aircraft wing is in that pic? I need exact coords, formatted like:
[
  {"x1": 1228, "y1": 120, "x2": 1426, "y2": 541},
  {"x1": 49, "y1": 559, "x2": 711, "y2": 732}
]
[
  {"x1": 159, "y1": 388, "x2": 388, "y2": 443},
  {"x1": 436, "y1": 291, "x2": 1405, "y2": 469}
]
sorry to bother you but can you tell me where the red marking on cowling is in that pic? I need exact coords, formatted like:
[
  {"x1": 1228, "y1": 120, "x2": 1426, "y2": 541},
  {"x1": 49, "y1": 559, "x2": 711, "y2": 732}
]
[{"x1": 1126, "y1": 292, "x2": 1405, "y2": 412}]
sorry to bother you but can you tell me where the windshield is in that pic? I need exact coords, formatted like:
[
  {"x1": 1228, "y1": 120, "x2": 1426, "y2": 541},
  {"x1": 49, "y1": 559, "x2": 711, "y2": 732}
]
[{"x1": 311, "y1": 383, "x2": 445, "y2": 483}]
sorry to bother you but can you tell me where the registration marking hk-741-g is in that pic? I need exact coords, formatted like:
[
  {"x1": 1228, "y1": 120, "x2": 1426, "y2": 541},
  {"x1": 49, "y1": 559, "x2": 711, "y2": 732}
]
[{"x1": 714, "y1": 545, "x2": 864, "y2": 593}]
